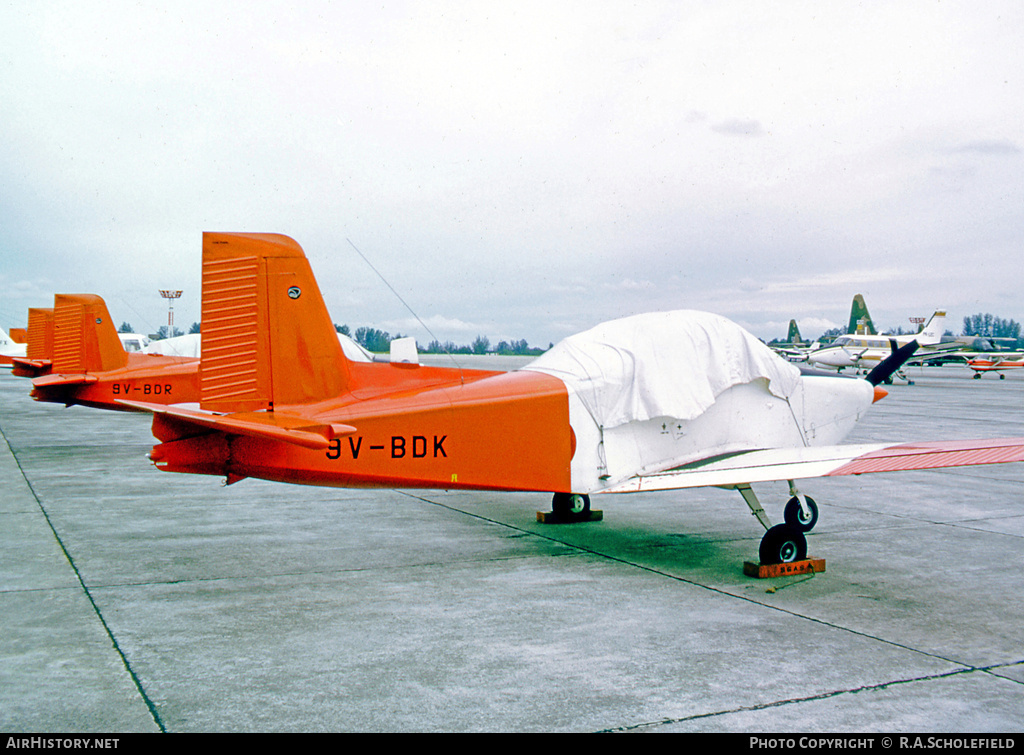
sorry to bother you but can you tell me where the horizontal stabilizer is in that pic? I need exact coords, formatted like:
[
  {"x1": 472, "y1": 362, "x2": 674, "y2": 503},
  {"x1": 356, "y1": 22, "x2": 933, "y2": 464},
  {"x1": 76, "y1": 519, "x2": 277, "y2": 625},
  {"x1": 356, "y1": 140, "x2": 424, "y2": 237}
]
[
  {"x1": 118, "y1": 399, "x2": 356, "y2": 450},
  {"x1": 32, "y1": 373, "x2": 99, "y2": 388},
  {"x1": 601, "y1": 437, "x2": 1024, "y2": 493},
  {"x1": 12, "y1": 357, "x2": 53, "y2": 378}
]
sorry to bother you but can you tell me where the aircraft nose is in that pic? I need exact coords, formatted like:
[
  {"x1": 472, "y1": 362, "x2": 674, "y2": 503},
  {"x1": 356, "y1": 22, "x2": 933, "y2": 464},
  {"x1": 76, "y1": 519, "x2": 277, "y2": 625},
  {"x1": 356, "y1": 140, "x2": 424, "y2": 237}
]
[{"x1": 872, "y1": 386, "x2": 888, "y2": 403}]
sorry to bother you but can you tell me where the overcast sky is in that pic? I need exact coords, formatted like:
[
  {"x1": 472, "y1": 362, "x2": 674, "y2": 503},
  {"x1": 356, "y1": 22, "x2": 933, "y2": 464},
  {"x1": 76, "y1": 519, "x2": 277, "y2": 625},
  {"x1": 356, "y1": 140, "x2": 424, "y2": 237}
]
[{"x1": 2, "y1": 1, "x2": 1022, "y2": 347}]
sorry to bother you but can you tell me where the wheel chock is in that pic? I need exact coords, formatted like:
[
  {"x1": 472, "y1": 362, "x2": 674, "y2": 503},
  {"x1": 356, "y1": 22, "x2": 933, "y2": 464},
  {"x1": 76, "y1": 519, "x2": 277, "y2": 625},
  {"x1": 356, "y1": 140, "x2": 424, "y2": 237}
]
[
  {"x1": 743, "y1": 558, "x2": 826, "y2": 579},
  {"x1": 536, "y1": 510, "x2": 604, "y2": 524}
]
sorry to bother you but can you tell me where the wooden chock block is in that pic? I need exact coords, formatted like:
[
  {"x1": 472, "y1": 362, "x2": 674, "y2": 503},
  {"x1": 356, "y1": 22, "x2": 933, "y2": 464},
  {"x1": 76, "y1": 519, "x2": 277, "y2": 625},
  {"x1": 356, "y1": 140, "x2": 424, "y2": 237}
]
[
  {"x1": 536, "y1": 510, "x2": 603, "y2": 524},
  {"x1": 743, "y1": 558, "x2": 826, "y2": 579}
]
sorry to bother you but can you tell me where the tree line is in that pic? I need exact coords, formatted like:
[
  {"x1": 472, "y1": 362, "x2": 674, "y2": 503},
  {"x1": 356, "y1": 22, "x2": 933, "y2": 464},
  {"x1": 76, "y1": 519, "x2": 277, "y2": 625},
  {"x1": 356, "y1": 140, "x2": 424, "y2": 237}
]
[
  {"x1": 120, "y1": 320, "x2": 549, "y2": 354},
  {"x1": 335, "y1": 325, "x2": 549, "y2": 355},
  {"x1": 962, "y1": 313, "x2": 1021, "y2": 340},
  {"x1": 119, "y1": 322, "x2": 199, "y2": 339},
  {"x1": 127, "y1": 312, "x2": 1024, "y2": 351}
]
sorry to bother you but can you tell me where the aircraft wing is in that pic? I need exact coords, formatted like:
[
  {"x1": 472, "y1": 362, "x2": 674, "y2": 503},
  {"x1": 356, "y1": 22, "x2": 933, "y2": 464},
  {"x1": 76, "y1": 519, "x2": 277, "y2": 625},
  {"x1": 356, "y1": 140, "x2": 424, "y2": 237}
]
[
  {"x1": 601, "y1": 438, "x2": 1024, "y2": 493},
  {"x1": 118, "y1": 400, "x2": 357, "y2": 450}
]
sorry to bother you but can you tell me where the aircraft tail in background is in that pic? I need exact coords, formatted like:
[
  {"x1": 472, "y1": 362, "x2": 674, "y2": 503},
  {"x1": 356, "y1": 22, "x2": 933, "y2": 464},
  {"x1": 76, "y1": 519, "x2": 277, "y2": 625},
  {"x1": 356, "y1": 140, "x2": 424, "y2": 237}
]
[
  {"x1": 11, "y1": 308, "x2": 55, "y2": 377},
  {"x1": 787, "y1": 319, "x2": 803, "y2": 344},
  {"x1": 26, "y1": 308, "x2": 55, "y2": 361},
  {"x1": 847, "y1": 294, "x2": 876, "y2": 335},
  {"x1": 50, "y1": 295, "x2": 129, "y2": 374},
  {"x1": 916, "y1": 310, "x2": 948, "y2": 346}
]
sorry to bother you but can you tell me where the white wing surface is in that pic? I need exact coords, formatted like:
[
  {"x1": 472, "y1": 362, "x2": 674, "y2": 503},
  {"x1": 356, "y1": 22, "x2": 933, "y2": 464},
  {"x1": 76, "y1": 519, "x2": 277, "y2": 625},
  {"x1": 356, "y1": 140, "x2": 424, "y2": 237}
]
[{"x1": 601, "y1": 438, "x2": 1024, "y2": 493}]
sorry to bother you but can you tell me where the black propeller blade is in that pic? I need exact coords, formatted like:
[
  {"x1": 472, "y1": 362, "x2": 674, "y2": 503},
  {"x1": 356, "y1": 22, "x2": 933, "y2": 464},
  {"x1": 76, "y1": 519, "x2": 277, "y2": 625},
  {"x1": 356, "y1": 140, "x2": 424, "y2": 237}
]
[{"x1": 866, "y1": 339, "x2": 919, "y2": 386}]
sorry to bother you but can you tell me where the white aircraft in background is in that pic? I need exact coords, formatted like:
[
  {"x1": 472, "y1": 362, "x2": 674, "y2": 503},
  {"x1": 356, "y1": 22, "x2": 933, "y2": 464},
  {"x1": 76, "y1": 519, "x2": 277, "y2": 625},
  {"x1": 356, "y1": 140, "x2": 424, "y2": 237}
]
[
  {"x1": 0, "y1": 326, "x2": 27, "y2": 366},
  {"x1": 118, "y1": 332, "x2": 151, "y2": 353},
  {"x1": 807, "y1": 310, "x2": 948, "y2": 377},
  {"x1": 771, "y1": 294, "x2": 877, "y2": 363},
  {"x1": 768, "y1": 320, "x2": 813, "y2": 362},
  {"x1": 136, "y1": 332, "x2": 373, "y2": 362}
]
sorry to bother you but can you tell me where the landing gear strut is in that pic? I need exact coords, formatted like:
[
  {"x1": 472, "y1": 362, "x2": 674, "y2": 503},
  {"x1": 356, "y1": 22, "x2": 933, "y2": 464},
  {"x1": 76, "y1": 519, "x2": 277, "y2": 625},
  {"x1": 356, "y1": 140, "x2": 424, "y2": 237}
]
[{"x1": 737, "y1": 481, "x2": 816, "y2": 565}]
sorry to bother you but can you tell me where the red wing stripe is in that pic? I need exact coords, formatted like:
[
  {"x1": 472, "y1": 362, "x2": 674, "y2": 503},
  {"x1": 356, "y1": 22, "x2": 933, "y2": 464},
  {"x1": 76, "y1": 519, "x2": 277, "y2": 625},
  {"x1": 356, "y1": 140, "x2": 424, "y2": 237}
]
[{"x1": 829, "y1": 438, "x2": 1024, "y2": 476}]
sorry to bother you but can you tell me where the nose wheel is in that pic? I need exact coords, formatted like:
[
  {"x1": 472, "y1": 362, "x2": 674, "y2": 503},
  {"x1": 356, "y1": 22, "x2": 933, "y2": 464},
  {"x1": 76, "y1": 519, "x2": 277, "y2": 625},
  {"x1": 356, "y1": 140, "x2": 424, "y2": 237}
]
[
  {"x1": 737, "y1": 482, "x2": 818, "y2": 565},
  {"x1": 784, "y1": 495, "x2": 818, "y2": 532},
  {"x1": 538, "y1": 492, "x2": 601, "y2": 523},
  {"x1": 552, "y1": 492, "x2": 591, "y2": 517}
]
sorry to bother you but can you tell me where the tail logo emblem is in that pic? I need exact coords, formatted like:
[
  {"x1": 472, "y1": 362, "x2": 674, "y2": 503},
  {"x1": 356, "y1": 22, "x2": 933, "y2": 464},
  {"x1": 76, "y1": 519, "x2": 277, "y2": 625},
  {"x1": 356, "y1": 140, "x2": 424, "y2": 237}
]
[{"x1": 287, "y1": 287, "x2": 302, "y2": 299}]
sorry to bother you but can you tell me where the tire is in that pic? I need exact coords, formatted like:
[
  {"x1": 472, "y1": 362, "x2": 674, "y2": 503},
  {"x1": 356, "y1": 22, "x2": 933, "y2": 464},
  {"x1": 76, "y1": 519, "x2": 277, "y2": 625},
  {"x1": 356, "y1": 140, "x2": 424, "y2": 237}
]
[
  {"x1": 783, "y1": 495, "x2": 819, "y2": 532},
  {"x1": 759, "y1": 524, "x2": 808, "y2": 565},
  {"x1": 552, "y1": 493, "x2": 591, "y2": 518}
]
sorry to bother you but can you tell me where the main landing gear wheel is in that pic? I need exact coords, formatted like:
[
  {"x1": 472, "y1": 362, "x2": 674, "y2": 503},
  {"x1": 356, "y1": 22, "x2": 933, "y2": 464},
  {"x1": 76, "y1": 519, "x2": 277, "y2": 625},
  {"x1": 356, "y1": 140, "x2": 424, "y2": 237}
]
[
  {"x1": 783, "y1": 495, "x2": 819, "y2": 532},
  {"x1": 759, "y1": 524, "x2": 808, "y2": 565},
  {"x1": 552, "y1": 492, "x2": 591, "y2": 518}
]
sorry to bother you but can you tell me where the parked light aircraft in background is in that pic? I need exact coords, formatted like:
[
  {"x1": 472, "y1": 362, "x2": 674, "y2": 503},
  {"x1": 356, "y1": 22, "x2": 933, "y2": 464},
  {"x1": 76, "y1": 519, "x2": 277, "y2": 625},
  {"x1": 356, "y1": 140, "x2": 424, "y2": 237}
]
[
  {"x1": 25, "y1": 294, "x2": 202, "y2": 410},
  {"x1": 807, "y1": 309, "x2": 948, "y2": 377},
  {"x1": 18, "y1": 292, "x2": 381, "y2": 410},
  {"x1": 967, "y1": 354, "x2": 1024, "y2": 379},
  {"x1": 768, "y1": 320, "x2": 811, "y2": 362},
  {"x1": 770, "y1": 294, "x2": 876, "y2": 363},
  {"x1": 119, "y1": 233, "x2": 1024, "y2": 565}
]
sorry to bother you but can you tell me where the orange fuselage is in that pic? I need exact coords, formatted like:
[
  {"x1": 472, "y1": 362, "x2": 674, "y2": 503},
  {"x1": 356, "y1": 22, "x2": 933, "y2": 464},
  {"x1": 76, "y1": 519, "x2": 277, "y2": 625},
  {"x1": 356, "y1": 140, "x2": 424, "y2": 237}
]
[
  {"x1": 151, "y1": 365, "x2": 574, "y2": 493},
  {"x1": 31, "y1": 353, "x2": 200, "y2": 410}
]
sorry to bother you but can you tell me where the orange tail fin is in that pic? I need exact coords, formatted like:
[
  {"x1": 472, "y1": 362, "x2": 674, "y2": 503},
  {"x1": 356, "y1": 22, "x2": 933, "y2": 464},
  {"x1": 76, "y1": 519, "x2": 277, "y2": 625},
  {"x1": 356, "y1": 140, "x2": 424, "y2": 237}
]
[
  {"x1": 25, "y1": 308, "x2": 55, "y2": 360},
  {"x1": 200, "y1": 233, "x2": 350, "y2": 412},
  {"x1": 51, "y1": 295, "x2": 128, "y2": 373}
]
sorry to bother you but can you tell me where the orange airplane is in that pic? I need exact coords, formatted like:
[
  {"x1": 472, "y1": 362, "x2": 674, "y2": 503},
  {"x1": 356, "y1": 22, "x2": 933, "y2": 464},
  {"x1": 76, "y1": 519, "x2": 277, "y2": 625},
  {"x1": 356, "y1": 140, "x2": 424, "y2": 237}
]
[
  {"x1": 967, "y1": 354, "x2": 1024, "y2": 379},
  {"x1": 122, "y1": 233, "x2": 1024, "y2": 565},
  {"x1": 26, "y1": 294, "x2": 201, "y2": 410}
]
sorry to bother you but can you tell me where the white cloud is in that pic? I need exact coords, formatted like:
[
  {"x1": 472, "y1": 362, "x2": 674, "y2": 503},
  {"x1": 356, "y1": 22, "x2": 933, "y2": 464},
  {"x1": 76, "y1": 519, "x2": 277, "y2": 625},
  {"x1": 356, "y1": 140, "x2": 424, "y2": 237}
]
[{"x1": 1, "y1": 1, "x2": 1022, "y2": 345}]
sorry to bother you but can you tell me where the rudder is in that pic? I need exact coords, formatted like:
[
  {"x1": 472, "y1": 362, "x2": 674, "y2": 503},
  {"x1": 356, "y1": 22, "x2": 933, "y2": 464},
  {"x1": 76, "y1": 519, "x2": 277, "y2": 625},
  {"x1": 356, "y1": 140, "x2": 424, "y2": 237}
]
[
  {"x1": 848, "y1": 294, "x2": 876, "y2": 335},
  {"x1": 917, "y1": 310, "x2": 947, "y2": 345},
  {"x1": 787, "y1": 319, "x2": 803, "y2": 344},
  {"x1": 26, "y1": 308, "x2": 55, "y2": 360},
  {"x1": 200, "y1": 232, "x2": 350, "y2": 412},
  {"x1": 51, "y1": 295, "x2": 128, "y2": 373}
]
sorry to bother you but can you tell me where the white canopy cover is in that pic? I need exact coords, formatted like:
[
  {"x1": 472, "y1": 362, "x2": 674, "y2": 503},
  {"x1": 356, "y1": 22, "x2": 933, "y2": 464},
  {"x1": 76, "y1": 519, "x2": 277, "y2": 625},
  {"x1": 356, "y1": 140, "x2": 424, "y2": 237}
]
[
  {"x1": 524, "y1": 310, "x2": 801, "y2": 429},
  {"x1": 143, "y1": 333, "x2": 201, "y2": 358}
]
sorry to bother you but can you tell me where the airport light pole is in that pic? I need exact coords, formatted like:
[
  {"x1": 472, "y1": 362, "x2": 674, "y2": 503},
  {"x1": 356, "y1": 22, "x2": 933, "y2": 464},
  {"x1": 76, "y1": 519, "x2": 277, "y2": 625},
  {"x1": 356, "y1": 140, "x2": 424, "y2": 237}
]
[{"x1": 160, "y1": 290, "x2": 183, "y2": 335}]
